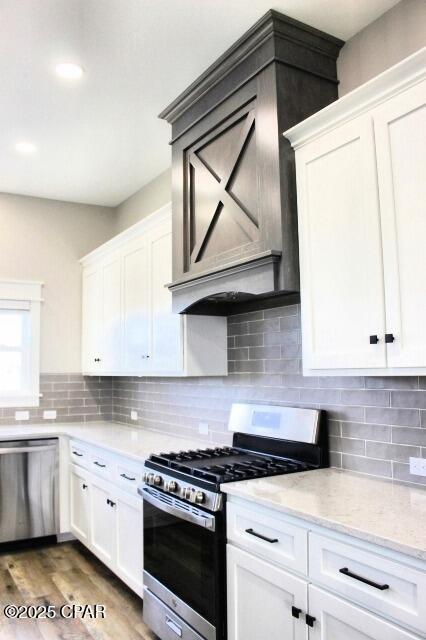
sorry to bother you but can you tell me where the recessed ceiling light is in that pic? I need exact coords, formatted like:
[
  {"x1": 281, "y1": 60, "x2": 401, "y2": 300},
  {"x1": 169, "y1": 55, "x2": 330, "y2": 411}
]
[
  {"x1": 15, "y1": 141, "x2": 37, "y2": 154},
  {"x1": 55, "y1": 62, "x2": 84, "y2": 80}
]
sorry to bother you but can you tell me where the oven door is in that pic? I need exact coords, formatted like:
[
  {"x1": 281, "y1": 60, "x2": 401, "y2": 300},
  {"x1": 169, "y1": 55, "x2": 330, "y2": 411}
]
[{"x1": 142, "y1": 485, "x2": 225, "y2": 637}]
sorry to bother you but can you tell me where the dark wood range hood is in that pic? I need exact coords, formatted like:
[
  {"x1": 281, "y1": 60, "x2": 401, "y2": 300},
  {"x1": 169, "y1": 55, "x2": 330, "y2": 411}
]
[{"x1": 160, "y1": 10, "x2": 343, "y2": 315}]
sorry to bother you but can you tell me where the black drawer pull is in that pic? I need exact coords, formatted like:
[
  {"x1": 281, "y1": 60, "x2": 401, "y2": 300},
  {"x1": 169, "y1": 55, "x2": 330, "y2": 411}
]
[
  {"x1": 385, "y1": 333, "x2": 395, "y2": 343},
  {"x1": 72, "y1": 451, "x2": 83, "y2": 457},
  {"x1": 82, "y1": 484, "x2": 88, "y2": 490},
  {"x1": 369, "y1": 335, "x2": 379, "y2": 344},
  {"x1": 305, "y1": 614, "x2": 316, "y2": 628},
  {"x1": 245, "y1": 528, "x2": 278, "y2": 544},
  {"x1": 120, "y1": 473, "x2": 136, "y2": 481},
  {"x1": 339, "y1": 567, "x2": 389, "y2": 590},
  {"x1": 94, "y1": 461, "x2": 106, "y2": 468},
  {"x1": 291, "y1": 606, "x2": 302, "y2": 619}
]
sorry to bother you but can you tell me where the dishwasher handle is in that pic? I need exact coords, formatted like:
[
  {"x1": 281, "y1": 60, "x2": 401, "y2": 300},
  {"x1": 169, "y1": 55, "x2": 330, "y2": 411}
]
[{"x1": 0, "y1": 445, "x2": 57, "y2": 455}]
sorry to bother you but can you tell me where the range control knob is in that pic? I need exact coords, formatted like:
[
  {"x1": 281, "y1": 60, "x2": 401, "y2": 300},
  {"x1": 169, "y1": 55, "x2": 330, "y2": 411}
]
[
  {"x1": 147, "y1": 473, "x2": 155, "y2": 485},
  {"x1": 168, "y1": 480, "x2": 178, "y2": 492},
  {"x1": 195, "y1": 491, "x2": 205, "y2": 505},
  {"x1": 183, "y1": 487, "x2": 192, "y2": 500},
  {"x1": 153, "y1": 475, "x2": 163, "y2": 487}
]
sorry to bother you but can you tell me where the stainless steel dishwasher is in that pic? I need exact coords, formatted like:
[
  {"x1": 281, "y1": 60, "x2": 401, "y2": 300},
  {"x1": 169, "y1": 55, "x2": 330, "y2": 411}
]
[{"x1": 0, "y1": 438, "x2": 59, "y2": 544}]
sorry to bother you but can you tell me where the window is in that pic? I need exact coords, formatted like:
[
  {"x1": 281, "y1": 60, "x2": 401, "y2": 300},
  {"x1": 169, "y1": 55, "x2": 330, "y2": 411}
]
[{"x1": 0, "y1": 281, "x2": 43, "y2": 407}]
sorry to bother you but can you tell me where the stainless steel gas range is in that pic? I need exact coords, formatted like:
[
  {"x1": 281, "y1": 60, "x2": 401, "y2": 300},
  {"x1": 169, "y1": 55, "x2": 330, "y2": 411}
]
[{"x1": 138, "y1": 403, "x2": 327, "y2": 640}]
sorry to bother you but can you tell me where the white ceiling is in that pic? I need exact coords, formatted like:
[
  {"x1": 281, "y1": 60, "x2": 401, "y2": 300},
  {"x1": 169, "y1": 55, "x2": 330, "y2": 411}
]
[{"x1": 0, "y1": 0, "x2": 400, "y2": 207}]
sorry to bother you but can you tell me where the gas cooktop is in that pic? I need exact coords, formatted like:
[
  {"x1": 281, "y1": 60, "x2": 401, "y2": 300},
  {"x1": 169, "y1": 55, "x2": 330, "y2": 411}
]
[
  {"x1": 142, "y1": 403, "x2": 327, "y2": 511},
  {"x1": 149, "y1": 446, "x2": 310, "y2": 484}
]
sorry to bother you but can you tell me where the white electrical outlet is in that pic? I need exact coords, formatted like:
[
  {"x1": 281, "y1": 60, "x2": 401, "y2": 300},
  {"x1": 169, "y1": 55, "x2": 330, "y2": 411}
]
[
  {"x1": 409, "y1": 457, "x2": 426, "y2": 477},
  {"x1": 131, "y1": 410, "x2": 138, "y2": 421},
  {"x1": 15, "y1": 410, "x2": 29, "y2": 421},
  {"x1": 199, "y1": 422, "x2": 209, "y2": 435},
  {"x1": 43, "y1": 410, "x2": 57, "y2": 420}
]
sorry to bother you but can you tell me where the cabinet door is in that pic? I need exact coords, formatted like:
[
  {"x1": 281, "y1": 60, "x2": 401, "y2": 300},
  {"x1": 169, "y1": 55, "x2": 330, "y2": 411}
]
[
  {"x1": 148, "y1": 221, "x2": 183, "y2": 373},
  {"x1": 70, "y1": 466, "x2": 90, "y2": 543},
  {"x1": 115, "y1": 490, "x2": 143, "y2": 596},
  {"x1": 100, "y1": 254, "x2": 121, "y2": 372},
  {"x1": 227, "y1": 544, "x2": 308, "y2": 640},
  {"x1": 122, "y1": 236, "x2": 151, "y2": 372},
  {"x1": 374, "y1": 80, "x2": 426, "y2": 368},
  {"x1": 308, "y1": 586, "x2": 420, "y2": 640},
  {"x1": 90, "y1": 478, "x2": 116, "y2": 567},
  {"x1": 296, "y1": 116, "x2": 386, "y2": 371},
  {"x1": 81, "y1": 266, "x2": 102, "y2": 372}
]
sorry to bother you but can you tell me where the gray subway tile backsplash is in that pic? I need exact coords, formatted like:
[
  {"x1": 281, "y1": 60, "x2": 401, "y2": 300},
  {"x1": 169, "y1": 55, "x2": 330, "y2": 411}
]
[
  {"x1": 365, "y1": 407, "x2": 421, "y2": 427},
  {"x1": 342, "y1": 454, "x2": 393, "y2": 478},
  {"x1": 391, "y1": 390, "x2": 426, "y2": 410},
  {"x1": 0, "y1": 374, "x2": 112, "y2": 425},
  {"x1": 365, "y1": 441, "x2": 420, "y2": 463},
  {"x1": 110, "y1": 303, "x2": 426, "y2": 486},
  {"x1": 3, "y1": 304, "x2": 425, "y2": 487}
]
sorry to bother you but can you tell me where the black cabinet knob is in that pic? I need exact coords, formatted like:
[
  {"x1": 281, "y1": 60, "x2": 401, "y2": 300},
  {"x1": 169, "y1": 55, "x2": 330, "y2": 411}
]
[
  {"x1": 385, "y1": 333, "x2": 395, "y2": 343},
  {"x1": 291, "y1": 606, "x2": 302, "y2": 619},
  {"x1": 369, "y1": 335, "x2": 379, "y2": 344}
]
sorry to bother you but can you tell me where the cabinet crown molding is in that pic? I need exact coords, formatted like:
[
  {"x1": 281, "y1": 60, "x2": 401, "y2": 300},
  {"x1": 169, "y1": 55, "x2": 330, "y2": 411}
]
[
  {"x1": 284, "y1": 47, "x2": 426, "y2": 149},
  {"x1": 159, "y1": 9, "x2": 343, "y2": 130},
  {"x1": 80, "y1": 202, "x2": 171, "y2": 266}
]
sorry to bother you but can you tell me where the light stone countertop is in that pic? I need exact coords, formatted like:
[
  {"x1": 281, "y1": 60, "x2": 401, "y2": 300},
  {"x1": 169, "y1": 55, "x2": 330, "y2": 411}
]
[
  {"x1": 222, "y1": 468, "x2": 426, "y2": 561},
  {"x1": 2, "y1": 424, "x2": 425, "y2": 560},
  {"x1": 0, "y1": 421, "x2": 209, "y2": 463}
]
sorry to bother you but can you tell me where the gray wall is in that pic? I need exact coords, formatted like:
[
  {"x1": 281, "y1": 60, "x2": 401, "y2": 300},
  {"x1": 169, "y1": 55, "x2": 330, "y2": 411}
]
[
  {"x1": 113, "y1": 305, "x2": 426, "y2": 487},
  {"x1": 115, "y1": 169, "x2": 171, "y2": 233},
  {"x1": 0, "y1": 192, "x2": 116, "y2": 373},
  {"x1": 337, "y1": 0, "x2": 426, "y2": 95}
]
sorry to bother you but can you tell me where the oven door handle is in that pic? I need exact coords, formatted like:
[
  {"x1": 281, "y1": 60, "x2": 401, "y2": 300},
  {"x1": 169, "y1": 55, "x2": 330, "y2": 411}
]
[{"x1": 140, "y1": 487, "x2": 216, "y2": 532}]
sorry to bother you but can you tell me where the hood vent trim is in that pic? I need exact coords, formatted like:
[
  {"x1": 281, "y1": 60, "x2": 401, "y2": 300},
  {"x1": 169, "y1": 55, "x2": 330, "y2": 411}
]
[{"x1": 161, "y1": 10, "x2": 343, "y2": 316}]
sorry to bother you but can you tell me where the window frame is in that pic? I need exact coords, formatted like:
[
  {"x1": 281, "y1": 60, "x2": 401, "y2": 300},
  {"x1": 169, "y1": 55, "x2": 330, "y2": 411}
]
[{"x1": 0, "y1": 280, "x2": 43, "y2": 408}]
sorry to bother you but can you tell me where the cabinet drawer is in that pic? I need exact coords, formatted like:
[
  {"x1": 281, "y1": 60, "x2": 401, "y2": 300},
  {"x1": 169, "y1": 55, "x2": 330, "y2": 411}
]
[
  {"x1": 309, "y1": 533, "x2": 426, "y2": 635},
  {"x1": 70, "y1": 441, "x2": 90, "y2": 467},
  {"x1": 115, "y1": 462, "x2": 142, "y2": 494},
  {"x1": 144, "y1": 588, "x2": 204, "y2": 640},
  {"x1": 89, "y1": 453, "x2": 112, "y2": 479},
  {"x1": 227, "y1": 501, "x2": 308, "y2": 575}
]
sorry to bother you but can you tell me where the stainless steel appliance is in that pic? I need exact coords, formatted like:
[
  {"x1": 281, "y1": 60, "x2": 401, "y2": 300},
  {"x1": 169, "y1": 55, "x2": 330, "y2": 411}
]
[
  {"x1": 0, "y1": 438, "x2": 59, "y2": 544},
  {"x1": 139, "y1": 403, "x2": 327, "y2": 640}
]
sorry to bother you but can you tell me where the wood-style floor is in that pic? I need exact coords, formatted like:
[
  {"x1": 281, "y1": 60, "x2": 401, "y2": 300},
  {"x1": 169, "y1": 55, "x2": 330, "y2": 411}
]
[{"x1": 0, "y1": 540, "x2": 157, "y2": 640}]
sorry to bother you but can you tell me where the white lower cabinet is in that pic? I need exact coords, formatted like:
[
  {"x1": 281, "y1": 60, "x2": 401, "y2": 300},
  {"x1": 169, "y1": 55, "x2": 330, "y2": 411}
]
[
  {"x1": 69, "y1": 445, "x2": 144, "y2": 598},
  {"x1": 115, "y1": 490, "x2": 144, "y2": 595},
  {"x1": 90, "y1": 478, "x2": 116, "y2": 567},
  {"x1": 70, "y1": 465, "x2": 90, "y2": 544},
  {"x1": 308, "y1": 586, "x2": 420, "y2": 640},
  {"x1": 226, "y1": 498, "x2": 425, "y2": 640},
  {"x1": 227, "y1": 544, "x2": 308, "y2": 640}
]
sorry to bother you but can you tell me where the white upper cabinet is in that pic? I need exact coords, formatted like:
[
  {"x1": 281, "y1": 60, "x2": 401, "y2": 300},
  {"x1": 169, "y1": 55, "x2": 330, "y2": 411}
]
[
  {"x1": 148, "y1": 219, "x2": 183, "y2": 373},
  {"x1": 122, "y1": 234, "x2": 151, "y2": 373},
  {"x1": 284, "y1": 49, "x2": 426, "y2": 376},
  {"x1": 374, "y1": 79, "x2": 426, "y2": 369},
  {"x1": 82, "y1": 253, "x2": 121, "y2": 373},
  {"x1": 82, "y1": 266, "x2": 102, "y2": 372},
  {"x1": 294, "y1": 115, "x2": 386, "y2": 371},
  {"x1": 81, "y1": 204, "x2": 227, "y2": 377}
]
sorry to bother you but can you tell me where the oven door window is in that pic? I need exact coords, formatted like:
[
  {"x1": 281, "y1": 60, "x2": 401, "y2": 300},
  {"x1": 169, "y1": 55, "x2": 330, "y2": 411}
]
[{"x1": 144, "y1": 498, "x2": 218, "y2": 625}]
